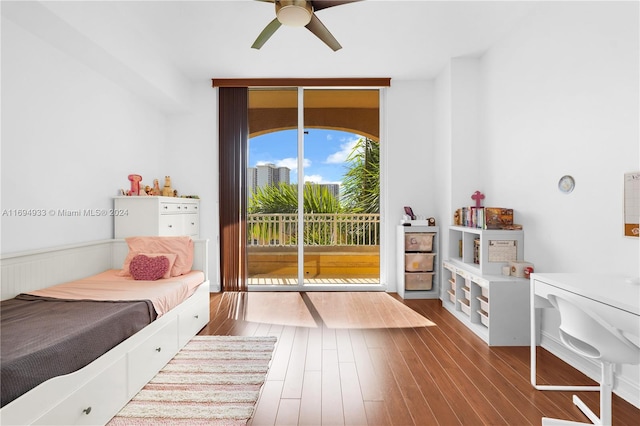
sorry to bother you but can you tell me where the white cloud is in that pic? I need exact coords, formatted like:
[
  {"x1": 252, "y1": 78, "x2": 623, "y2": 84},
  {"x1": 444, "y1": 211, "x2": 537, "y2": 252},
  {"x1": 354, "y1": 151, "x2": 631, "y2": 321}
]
[
  {"x1": 269, "y1": 157, "x2": 311, "y2": 171},
  {"x1": 304, "y1": 175, "x2": 323, "y2": 183},
  {"x1": 325, "y1": 136, "x2": 360, "y2": 164}
]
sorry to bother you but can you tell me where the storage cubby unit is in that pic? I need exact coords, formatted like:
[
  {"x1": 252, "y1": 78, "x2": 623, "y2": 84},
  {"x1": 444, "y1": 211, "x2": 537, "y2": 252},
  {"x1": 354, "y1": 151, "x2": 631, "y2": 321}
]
[
  {"x1": 397, "y1": 225, "x2": 439, "y2": 299},
  {"x1": 448, "y1": 225, "x2": 524, "y2": 275},
  {"x1": 441, "y1": 260, "x2": 530, "y2": 346}
]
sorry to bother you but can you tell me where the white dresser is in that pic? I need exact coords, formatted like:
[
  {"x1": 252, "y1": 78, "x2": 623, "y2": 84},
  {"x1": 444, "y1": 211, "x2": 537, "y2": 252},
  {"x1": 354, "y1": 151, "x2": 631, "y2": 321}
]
[{"x1": 114, "y1": 196, "x2": 200, "y2": 238}]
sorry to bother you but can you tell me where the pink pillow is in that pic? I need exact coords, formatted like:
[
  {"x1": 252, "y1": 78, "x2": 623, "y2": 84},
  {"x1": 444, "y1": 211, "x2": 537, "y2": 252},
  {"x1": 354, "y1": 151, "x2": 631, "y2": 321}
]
[
  {"x1": 118, "y1": 252, "x2": 177, "y2": 279},
  {"x1": 130, "y1": 254, "x2": 170, "y2": 281},
  {"x1": 123, "y1": 236, "x2": 194, "y2": 277}
]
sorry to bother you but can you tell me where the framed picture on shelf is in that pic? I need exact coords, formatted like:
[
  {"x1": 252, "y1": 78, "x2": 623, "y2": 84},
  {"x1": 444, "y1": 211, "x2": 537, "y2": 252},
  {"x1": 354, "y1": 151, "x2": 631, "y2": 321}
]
[{"x1": 404, "y1": 206, "x2": 415, "y2": 220}]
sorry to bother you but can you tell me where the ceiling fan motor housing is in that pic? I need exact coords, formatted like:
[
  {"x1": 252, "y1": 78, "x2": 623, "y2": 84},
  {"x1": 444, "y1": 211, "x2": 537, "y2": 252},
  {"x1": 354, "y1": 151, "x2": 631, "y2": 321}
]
[{"x1": 276, "y1": 0, "x2": 313, "y2": 27}]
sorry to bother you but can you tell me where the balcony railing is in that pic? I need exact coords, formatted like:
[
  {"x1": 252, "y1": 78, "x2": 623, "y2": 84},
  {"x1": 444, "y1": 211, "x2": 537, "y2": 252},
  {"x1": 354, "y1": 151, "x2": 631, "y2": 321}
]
[{"x1": 247, "y1": 213, "x2": 380, "y2": 247}]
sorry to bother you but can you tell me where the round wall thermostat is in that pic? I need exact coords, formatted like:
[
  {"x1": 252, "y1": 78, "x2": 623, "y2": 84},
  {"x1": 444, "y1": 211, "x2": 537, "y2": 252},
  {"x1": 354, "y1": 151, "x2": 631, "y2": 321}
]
[{"x1": 558, "y1": 175, "x2": 575, "y2": 193}]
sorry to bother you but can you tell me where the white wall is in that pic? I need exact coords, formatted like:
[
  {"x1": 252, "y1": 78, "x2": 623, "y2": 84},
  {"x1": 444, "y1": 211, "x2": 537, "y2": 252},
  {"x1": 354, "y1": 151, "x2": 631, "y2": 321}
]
[
  {"x1": 1, "y1": 18, "x2": 167, "y2": 252},
  {"x1": 384, "y1": 80, "x2": 435, "y2": 291},
  {"x1": 433, "y1": 0, "x2": 639, "y2": 407},
  {"x1": 480, "y1": 1, "x2": 639, "y2": 276},
  {"x1": 165, "y1": 85, "x2": 219, "y2": 289}
]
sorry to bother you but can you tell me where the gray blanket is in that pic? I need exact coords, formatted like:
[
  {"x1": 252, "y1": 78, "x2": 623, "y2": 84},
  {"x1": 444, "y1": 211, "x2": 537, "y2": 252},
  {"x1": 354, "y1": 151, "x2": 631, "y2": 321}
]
[{"x1": 0, "y1": 294, "x2": 156, "y2": 407}]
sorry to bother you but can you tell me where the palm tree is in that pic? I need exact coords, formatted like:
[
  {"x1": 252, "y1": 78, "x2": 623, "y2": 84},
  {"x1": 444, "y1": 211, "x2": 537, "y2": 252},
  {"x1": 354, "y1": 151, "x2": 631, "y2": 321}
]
[
  {"x1": 248, "y1": 182, "x2": 341, "y2": 214},
  {"x1": 341, "y1": 137, "x2": 380, "y2": 213},
  {"x1": 248, "y1": 182, "x2": 342, "y2": 245}
]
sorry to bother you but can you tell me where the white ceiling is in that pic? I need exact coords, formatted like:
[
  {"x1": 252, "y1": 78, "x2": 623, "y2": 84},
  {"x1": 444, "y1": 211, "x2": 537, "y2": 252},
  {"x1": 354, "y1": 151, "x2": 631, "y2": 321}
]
[{"x1": 25, "y1": 0, "x2": 539, "y2": 82}]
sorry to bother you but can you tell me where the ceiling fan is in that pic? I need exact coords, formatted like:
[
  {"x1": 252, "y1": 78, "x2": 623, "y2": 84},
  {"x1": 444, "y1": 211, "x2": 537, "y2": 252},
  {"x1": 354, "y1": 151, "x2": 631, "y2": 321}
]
[{"x1": 252, "y1": 0, "x2": 362, "y2": 51}]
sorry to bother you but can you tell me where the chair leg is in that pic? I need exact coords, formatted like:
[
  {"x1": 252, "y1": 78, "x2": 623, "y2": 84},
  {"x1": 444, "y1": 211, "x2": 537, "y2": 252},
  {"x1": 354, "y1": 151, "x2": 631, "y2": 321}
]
[
  {"x1": 542, "y1": 417, "x2": 589, "y2": 425},
  {"x1": 571, "y1": 362, "x2": 613, "y2": 426},
  {"x1": 572, "y1": 395, "x2": 600, "y2": 425}
]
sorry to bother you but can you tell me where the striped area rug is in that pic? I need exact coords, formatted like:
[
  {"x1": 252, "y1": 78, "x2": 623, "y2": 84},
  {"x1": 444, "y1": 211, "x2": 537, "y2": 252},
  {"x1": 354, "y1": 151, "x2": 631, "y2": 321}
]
[{"x1": 108, "y1": 335, "x2": 277, "y2": 426}]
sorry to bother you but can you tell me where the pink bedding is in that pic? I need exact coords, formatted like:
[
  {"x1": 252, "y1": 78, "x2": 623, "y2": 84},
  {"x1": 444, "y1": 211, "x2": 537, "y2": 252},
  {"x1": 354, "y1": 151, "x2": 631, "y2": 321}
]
[{"x1": 27, "y1": 270, "x2": 205, "y2": 317}]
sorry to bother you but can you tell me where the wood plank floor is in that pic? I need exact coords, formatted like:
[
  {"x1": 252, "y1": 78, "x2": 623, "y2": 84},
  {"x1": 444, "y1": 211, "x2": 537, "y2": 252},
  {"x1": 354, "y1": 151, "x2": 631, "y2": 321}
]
[{"x1": 199, "y1": 292, "x2": 640, "y2": 426}]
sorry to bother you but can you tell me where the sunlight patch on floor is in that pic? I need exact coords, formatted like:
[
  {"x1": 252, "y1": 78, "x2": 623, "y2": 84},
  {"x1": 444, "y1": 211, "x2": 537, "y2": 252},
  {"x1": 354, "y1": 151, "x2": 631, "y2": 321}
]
[
  {"x1": 225, "y1": 292, "x2": 318, "y2": 328},
  {"x1": 306, "y1": 292, "x2": 437, "y2": 329}
]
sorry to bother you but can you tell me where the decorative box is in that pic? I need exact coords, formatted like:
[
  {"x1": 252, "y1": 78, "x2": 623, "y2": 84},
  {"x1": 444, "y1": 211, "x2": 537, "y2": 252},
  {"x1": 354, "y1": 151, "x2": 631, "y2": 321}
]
[
  {"x1": 485, "y1": 208, "x2": 514, "y2": 229},
  {"x1": 509, "y1": 261, "x2": 534, "y2": 278}
]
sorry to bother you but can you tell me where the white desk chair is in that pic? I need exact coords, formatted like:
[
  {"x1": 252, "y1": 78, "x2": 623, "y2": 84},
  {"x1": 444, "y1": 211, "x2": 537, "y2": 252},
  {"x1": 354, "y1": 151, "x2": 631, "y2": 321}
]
[{"x1": 541, "y1": 294, "x2": 640, "y2": 426}]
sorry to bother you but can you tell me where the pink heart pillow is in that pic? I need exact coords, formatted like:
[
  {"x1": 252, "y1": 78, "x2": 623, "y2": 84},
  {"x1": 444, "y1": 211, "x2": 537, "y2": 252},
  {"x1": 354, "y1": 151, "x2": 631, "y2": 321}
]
[{"x1": 130, "y1": 254, "x2": 170, "y2": 281}]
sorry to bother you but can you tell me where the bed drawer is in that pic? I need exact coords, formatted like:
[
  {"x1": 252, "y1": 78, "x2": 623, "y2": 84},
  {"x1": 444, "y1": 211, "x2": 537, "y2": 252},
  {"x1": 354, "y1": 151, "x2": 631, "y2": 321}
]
[
  {"x1": 33, "y1": 357, "x2": 127, "y2": 425},
  {"x1": 178, "y1": 291, "x2": 210, "y2": 347},
  {"x1": 127, "y1": 318, "x2": 179, "y2": 396}
]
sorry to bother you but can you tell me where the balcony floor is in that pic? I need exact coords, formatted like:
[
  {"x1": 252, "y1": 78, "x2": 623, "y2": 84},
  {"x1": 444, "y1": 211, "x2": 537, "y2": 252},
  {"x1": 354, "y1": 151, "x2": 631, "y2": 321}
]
[{"x1": 248, "y1": 277, "x2": 380, "y2": 285}]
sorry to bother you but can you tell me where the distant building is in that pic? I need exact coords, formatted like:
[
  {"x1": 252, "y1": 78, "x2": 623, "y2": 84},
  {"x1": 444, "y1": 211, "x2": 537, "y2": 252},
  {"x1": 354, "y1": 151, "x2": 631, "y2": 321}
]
[
  {"x1": 248, "y1": 163, "x2": 290, "y2": 195},
  {"x1": 307, "y1": 183, "x2": 340, "y2": 202}
]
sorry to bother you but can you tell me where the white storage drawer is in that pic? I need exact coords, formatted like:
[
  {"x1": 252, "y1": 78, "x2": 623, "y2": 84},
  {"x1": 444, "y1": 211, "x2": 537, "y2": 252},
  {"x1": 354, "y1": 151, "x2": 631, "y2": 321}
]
[
  {"x1": 178, "y1": 287, "x2": 210, "y2": 347},
  {"x1": 127, "y1": 318, "x2": 179, "y2": 395},
  {"x1": 34, "y1": 357, "x2": 127, "y2": 425},
  {"x1": 183, "y1": 214, "x2": 200, "y2": 237},
  {"x1": 160, "y1": 201, "x2": 199, "y2": 214},
  {"x1": 159, "y1": 214, "x2": 184, "y2": 236}
]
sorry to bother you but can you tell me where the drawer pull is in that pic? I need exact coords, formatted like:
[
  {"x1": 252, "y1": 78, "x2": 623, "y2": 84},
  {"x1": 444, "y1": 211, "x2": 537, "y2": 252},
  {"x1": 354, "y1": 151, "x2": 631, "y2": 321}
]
[
  {"x1": 83, "y1": 407, "x2": 92, "y2": 415},
  {"x1": 163, "y1": 205, "x2": 168, "y2": 209},
  {"x1": 168, "y1": 225, "x2": 173, "y2": 228},
  {"x1": 156, "y1": 347, "x2": 162, "y2": 352},
  {"x1": 190, "y1": 222, "x2": 195, "y2": 225},
  {"x1": 177, "y1": 206, "x2": 181, "y2": 209},
  {"x1": 194, "y1": 314, "x2": 199, "y2": 319}
]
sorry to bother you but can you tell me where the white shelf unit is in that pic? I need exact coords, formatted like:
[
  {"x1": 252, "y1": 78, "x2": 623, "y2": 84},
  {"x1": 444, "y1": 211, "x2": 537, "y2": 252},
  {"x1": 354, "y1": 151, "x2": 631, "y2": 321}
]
[
  {"x1": 442, "y1": 260, "x2": 530, "y2": 345},
  {"x1": 442, "y1": 222, "x2": 531, "y2": 346},
  {"x1": 396, "y1": 225, "x2": 439, "y2": 299},
  {"x1": 448, "y1": 225, "x2": 524, "y2": 275}
]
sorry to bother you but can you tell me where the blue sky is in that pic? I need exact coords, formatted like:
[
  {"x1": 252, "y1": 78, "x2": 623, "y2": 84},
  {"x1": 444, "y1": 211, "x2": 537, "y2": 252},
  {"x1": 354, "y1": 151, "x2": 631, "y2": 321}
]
[{"x1": 249, "y1": 129, "x2": 362, "y2": 185}]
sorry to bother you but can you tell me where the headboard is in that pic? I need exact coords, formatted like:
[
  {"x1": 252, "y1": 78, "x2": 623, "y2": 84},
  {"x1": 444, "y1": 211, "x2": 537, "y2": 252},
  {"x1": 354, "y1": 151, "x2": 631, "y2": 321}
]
[{"x1": 0, "y1": 239, "x2": 209, "y2": 300}]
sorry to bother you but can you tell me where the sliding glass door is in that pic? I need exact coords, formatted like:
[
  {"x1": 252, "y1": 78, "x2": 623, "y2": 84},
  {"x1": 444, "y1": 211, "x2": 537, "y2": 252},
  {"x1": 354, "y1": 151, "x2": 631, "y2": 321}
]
[{"x1": 247, "y1": 87, "x2": 381, "y2": 289}]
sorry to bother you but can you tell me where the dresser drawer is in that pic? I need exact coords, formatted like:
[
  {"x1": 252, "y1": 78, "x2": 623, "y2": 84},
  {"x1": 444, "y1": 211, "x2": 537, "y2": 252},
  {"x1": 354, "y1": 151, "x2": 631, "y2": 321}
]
[
  {"x1": 183, "y1": 214, "x2": 199, "y2": 237},
  {"x1": 127, "y1": 318, "x2": 179, "y2": 396},
  {"x1": 34, "y1": 357, "x2": 127, "y2": 425},
  {"x1": 158, "y1": 214, "x2": 183, "y2": 235},
  {"x1": 160, "y1": 201, "x2": 199, "y2": 214}
]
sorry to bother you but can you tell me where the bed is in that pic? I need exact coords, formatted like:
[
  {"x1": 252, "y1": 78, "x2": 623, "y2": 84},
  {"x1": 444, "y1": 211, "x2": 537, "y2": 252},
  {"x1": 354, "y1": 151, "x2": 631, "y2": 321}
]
[{"x1": 0, "y1": 238, "x2": 210, "y2": 425}]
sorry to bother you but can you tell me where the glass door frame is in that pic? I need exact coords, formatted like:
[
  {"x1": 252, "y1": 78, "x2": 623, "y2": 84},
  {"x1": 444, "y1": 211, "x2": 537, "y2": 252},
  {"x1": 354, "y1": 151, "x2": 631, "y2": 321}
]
[{"x1": 248, "y1": 86, "x2": 387, "y2": 292}]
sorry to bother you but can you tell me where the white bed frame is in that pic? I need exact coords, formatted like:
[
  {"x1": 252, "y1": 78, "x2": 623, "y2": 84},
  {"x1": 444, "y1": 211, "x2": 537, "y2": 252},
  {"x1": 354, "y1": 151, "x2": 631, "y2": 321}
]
[{"x1": 0, "y1": 239, "x2": 211, "y2": 425}]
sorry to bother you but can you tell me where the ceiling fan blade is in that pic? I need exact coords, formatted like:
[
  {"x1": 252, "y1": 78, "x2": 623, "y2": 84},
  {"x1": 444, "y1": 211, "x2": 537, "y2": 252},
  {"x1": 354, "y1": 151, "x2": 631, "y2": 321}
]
[
  {"x1": 310, "y1": 0, "x2": 362, "y2": 12},
  {"x1": 252, "y1": 18, "x2": 282, "y2": 49},
  {"x1": 305, "y1": 14, "x2": 342, "y2": 51}
]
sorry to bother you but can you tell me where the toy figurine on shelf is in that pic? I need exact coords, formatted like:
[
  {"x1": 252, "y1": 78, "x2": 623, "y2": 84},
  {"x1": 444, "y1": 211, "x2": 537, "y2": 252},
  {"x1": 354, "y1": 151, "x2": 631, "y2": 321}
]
[
  {"x1": 128, "y1": 174, "x2": 142, "y2": 197},
  {"x1": 152, "y1": 179, "x2": 161, "y2": 196},
  {"x1": 162, "y1": 176, "x2": 174, "y2": 197}
]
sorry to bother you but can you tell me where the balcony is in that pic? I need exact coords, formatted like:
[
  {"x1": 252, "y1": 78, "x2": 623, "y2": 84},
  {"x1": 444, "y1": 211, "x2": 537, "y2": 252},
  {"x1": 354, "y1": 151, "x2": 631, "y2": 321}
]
[{"x1": 247, "y1": 213, "x2": 380, "y2": 285}]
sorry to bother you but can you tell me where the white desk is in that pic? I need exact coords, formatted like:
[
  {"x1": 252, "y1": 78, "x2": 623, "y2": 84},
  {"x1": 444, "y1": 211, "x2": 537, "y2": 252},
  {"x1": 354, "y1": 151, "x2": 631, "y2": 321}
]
[{"x1": 530, "y1": 273, "x2": 640, "y2": 391}]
